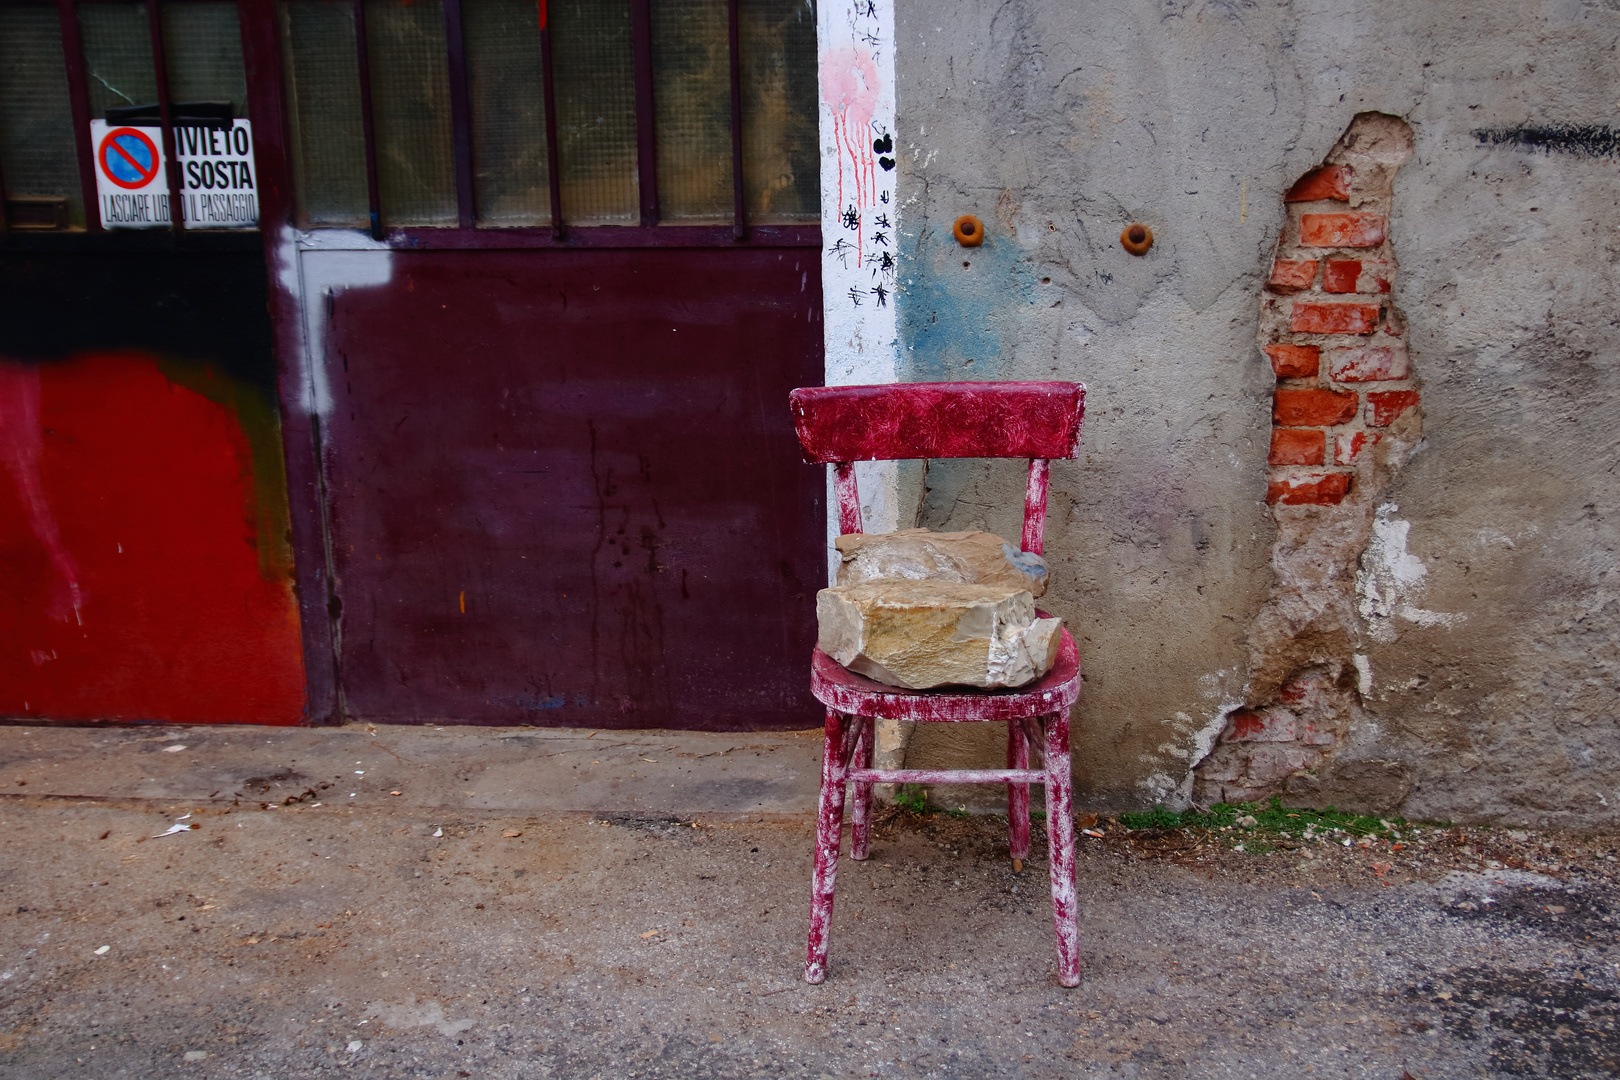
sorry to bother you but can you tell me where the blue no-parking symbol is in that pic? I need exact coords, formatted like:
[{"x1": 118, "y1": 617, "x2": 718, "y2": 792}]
[{"x1": 98, "y1": 127, "x2": 161, "y2": 189}]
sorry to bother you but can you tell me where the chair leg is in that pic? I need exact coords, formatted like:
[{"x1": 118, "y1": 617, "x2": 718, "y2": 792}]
[
  {"x1": 1041, "y1": 711, "x2": 1081, "y2": 987},
  {"x1": 1007, "y1": 719, "x2": 1031, "y2": 872},
  {"x1": 806, "y1": 709, "x2": 852, "y2": 984},
  {"x1": 850, "y1": 717, "x2": 874, "y2": 861}
]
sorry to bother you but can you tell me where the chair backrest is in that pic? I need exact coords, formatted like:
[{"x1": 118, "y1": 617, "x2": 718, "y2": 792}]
[{"x1": 788, "y1": 381, "x2": 1085, "y2": 555}]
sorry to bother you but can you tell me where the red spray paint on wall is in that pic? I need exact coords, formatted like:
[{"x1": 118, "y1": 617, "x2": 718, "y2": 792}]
[{"x1": 0, "y1": 353, "x2": 305, "y2": 724}]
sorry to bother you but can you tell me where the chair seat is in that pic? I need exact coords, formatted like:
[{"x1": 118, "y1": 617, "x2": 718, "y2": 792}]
[{"x1": 810, "y1": 618, "x2": 1082, "y2": 723}]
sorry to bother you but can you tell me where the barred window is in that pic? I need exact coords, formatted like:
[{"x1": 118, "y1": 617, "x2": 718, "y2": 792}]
[{"x1": 279, "y1": 0, "x2": 819, "y2": 231}]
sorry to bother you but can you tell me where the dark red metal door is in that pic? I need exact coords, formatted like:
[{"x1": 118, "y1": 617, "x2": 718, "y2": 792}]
[{"x1": 322, "y1": 247, "x2": 823, "y2": 728}]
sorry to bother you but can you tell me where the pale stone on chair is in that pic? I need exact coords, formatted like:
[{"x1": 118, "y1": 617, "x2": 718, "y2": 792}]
[
  {"x1": 835, "y1": 528, "x2": 1048, "y2": 598},
  {"x1": 817, "y1": 580, "x2": 1063, "y2": 690}
]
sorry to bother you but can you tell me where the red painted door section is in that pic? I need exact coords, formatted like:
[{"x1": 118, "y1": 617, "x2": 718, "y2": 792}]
[
  {"x1": 322, "y1": 248, "x2": 824, "y2": 728},
  {"x1": 0, "y1": 353, "x2": 305, "y2": 724}
]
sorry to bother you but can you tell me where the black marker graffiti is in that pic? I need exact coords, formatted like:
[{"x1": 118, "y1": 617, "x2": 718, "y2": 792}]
[{"x1": 1473, "y1": 124, "x2": 1620, "y2": 160}]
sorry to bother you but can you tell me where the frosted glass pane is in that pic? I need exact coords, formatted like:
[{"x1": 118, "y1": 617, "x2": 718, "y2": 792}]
[
  {"x1": 651, "y1": 0, "x2": 730, "y2": 224},
  {"x1": 0, "y1": 4, "x2": 85, "y2": 225},
  {"x1": 464, "y1": 0, "x2": 549, "y2": 226},
  {"x1": 281, "y1": 0, "x2": 368, "y2": 226},
  {"x1": 78, "y1": 3, "x2": 158, "y2": 118},
  {"x1": 551, "y1": 0, "x2": 636, "y2": 225},
  {"x1": 161, "y1": 2, "x2": 248, "y2": 115},
  {"x1": 365, "y1": 0, "x2": 456, "y2": 226},
  {"x1": 740, "y1": 0, "x2": 817, "y2": 223}
]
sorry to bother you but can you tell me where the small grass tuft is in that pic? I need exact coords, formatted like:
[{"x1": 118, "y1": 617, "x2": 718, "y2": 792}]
[{"x1": 894, "y1": 784, "x2": 928, "y2": 815}]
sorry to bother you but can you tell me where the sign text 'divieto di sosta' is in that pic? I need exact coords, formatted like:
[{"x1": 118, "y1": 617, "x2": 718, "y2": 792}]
[{"x1": 91, "y1": 119, "x2": 258, "y2": 229}]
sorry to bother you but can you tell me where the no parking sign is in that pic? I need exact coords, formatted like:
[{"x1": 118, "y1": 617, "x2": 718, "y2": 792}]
[{"x1": 91, "y1": 118, "x2": 258, "y2": 230}]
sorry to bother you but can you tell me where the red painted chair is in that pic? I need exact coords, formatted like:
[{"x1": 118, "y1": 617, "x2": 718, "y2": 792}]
[{"x1": 788, "y1": 381, "x2": 1087, "y2": 987}]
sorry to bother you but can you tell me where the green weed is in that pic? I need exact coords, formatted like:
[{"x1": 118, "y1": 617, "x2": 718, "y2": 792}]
[
  {"x1": 894, "y1": 784, "x2": 928, "y2": 815},
  {"x1": 1119, "y1": 797, "x2": 1409, "y2": 845}
]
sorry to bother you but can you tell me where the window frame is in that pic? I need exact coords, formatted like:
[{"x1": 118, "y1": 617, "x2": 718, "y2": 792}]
[{"x1": 0, "y1": 0, "x2": 819, "y2": 249}]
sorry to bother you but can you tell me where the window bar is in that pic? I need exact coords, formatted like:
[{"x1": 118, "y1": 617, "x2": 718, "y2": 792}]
[
  {"x1": 57, "y1": 0, "x2": 102, "y2": 231},
  {"x1": 628, "y1": 0, "x2": 657, "y2": 226},
  {"x1": 352, "y1": 0, "x2": 383, "y2": 240},
  {"x1": 442, "y1": 0, "x2": 475, "y2": 229},
  {"x1": 726, "y1": 0, "x2": 745, "y2": 240},
  {"x1": 145, "y1": 0, "x2": 184, "y2": 233},
  {"x1": 537, "y1": 0, "x2": 563, "y2": 238}
]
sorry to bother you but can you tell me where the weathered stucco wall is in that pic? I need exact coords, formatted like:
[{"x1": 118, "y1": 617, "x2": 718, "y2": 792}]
[{"x1": 888, "y1": 0, "x2": 1620, "y2": 825}]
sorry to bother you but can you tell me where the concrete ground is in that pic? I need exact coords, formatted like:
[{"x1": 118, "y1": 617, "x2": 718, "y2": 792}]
[{"x1": 1, "y1": 724, "x2": 1617, "y2": 1079}]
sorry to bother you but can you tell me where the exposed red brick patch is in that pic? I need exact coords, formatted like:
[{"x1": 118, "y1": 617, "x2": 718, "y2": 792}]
[
  {"x1": 1225, "y1": 707, "x2": 1298, "y2": 742},
  {"x1": 1200, "y1": 113, "x2": 1417, "y2": 810},
  {"x1": 1333, "y1": 431, "x2": 1380, "y2": 465},
  {"x1": 1322, "y1": 260, "x2": 1361, "y2": 293},
  {"x1": 1266, "y1": 471, "x2": 1353, "y2": 506},
  {"x1": 1320, "y1": 261, "x2": 1394, "y2": 295},
  {"x1": 1328, "y1": 345, "x2": 1409, "y2": 382},
  {"x1": 1366, "y1": 390, "x2": 1421, "y2": 427},
  {"x1": 1285, "y1": 164, "x2": 1351, "y2": 202},
  {"x1": 1300, "y1": 212, "x2": 1386, "y2": 248},
  {"x1": 1264, "y1": 343, "x2": 1320, "y2": 379},
  {"x1": 1267, "y1": 259, "x2": 1318, "y2": 294},
  {"x1": 1274, "y1": 388, "x2": 1359, "y2": 427},
  {"x1": 1269, "y1": 428, "x2": 1326, "y2": 466},
  {"x1": 1291, "y1": 301, "x2": 1381, "y2": 334}
]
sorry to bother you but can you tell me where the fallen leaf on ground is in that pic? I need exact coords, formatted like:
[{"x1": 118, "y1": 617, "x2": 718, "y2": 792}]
[
  {"x1": 502, "y1": 829, "x2": 522, "y2": 838},
  {"x1": 1077, "y1": 813, "x2": 1099, "y2": 828},
  {"x1": 640, "y1": 930, "x2": 660, "y2": 939}
]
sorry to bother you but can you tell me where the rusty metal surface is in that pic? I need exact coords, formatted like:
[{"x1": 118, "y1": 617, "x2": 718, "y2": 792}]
[{"x1": 321, "y1": 247, "x2": 823, "y2": 728}]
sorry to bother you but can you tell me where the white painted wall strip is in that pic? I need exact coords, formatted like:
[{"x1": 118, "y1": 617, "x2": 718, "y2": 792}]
[{"x1": 818, "y1": 0, "x2": 900, "y2": 575}]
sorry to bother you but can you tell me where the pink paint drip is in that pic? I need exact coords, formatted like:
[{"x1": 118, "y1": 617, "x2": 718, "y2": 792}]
[
  {"x1": 822, "y1": 46, "x2": 881, "y2": 268},
  {"x1": 0, "y1": 363, "x2": 84, "y2": 622}
]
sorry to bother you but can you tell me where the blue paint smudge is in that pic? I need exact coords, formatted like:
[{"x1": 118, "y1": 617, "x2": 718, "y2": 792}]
[{"x1": 896, "y1": 225, "x2": 1044, "y2": 381}]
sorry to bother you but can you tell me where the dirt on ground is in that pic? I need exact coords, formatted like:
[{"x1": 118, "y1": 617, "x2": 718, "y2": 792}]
[{"x1": 1, "y1": 790, "x2": 1618, "y2": 1079}]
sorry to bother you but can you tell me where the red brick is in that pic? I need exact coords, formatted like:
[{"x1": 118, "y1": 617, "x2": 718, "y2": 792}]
[
  {"x1": 1328, "y1": 345, "x2": 1409, "y2": 382},
  {"x1": 1269, "y1": 428, "x2": 1325, "y2": 465},
  {"x1": 1366, "y1": 390, "x2": 1421, "y2": 427},
  {"x1": 1266, "y1": 472, "x2": 1353, "y2": 506},
  {"x1": 1322, "y1": 260, "x2": 1361, "y2": 293},
  {"x1": 1266, "y1": 259, "x2": 1318, "y2": 294},
  {"x1": 1273, "y1": 388, "x2": 1358, "y2": 426},
  {"x1": 1323, "y1": 260, "x2": 1393, "y2": 294},
  {"x1": 1300, "y1": 212, "x2": 1385, "y2": 248},
  {"x1": 1290, "y1": 301, "x2": 1380, "y2": 334},
  {"x1": 1333, "y1": 431, "x2": 1380, "y2": 465},
  {"x1": 1225, "y1": 707, "x2": 1298, "y2": 742},
  {"x1": 1284, "y1": 164, "x2": 1351, "y2": 202},
  {"x1": 1264, "y1": 343, "x2": 1320, "y2": 378}
]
